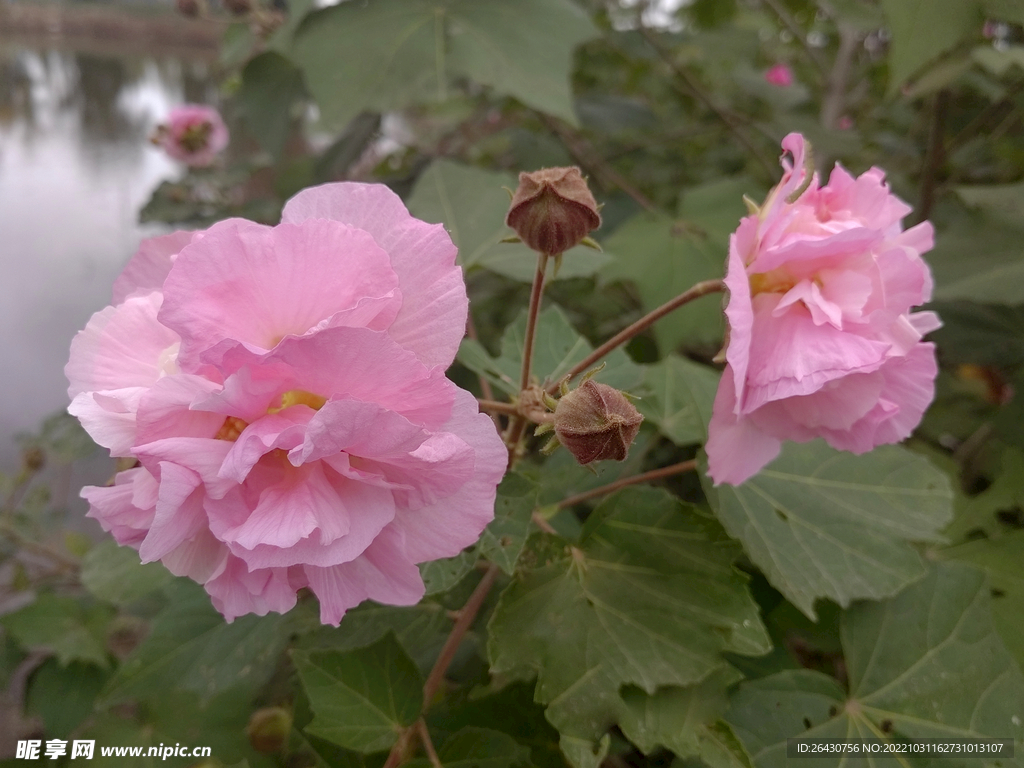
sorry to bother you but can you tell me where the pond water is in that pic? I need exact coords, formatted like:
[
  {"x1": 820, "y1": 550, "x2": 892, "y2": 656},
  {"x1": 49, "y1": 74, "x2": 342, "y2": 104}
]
[{"x1": 0, "y1": 35, "x2": 215, "y2": 468}]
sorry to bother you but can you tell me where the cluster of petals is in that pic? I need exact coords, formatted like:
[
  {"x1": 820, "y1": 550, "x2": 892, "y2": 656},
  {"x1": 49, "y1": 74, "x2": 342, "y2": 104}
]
[
  {"x1": 66, "y1": 183, "x2": 506, "y2": 623},
  {"x1": 706, "y1": 133, "x2": 940, "y2": 486},
  {"x1": 157, "y1": 104, "x2": 229, "y2": 167}
]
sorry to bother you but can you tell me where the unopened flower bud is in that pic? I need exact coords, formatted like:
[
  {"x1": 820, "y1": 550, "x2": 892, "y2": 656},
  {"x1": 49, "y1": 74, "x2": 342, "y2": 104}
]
[
  {"x1": 245, "y1": 707, "x2": 292, "y2": 753},
  {"x1": 22, "y1": 446, "x2": 45, "y2": 472},
  {"x1": 553, "y1": 380, "x2": 643, "y2": 465},
  {"x1": 222, "y1": 0, "x2": 251, "y2": 15},
  {"x1": 506, "y1": 166, "x2": 601, "y2": 255},
  {"x1": 176, "y1": 0, "x2": 201, "y2": 17}
]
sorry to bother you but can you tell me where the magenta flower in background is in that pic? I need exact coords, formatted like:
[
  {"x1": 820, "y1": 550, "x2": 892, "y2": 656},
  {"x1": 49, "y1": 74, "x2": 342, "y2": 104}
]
[
  {"x1": 66, "y1": 183, "x2": 506, "y2": 624},
  {"x1": 155, "y1": 104, "x2": 229, "y2": 167},
  {"x1": 764, "y1": 63, "x2": 794, "y2": 87},
  {"x1": 706, "y1": 133, "x2": 940, "y2": 486}
]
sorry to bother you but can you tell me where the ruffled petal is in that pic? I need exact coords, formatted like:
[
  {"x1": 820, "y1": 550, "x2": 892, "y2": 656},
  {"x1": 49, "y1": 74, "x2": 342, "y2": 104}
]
[
  {"x1": 112, "y1": 230, "x2": 195, "y2": 304},
  {"x1": 705, "y1": 370, "x2": 783, "y2": 486}
]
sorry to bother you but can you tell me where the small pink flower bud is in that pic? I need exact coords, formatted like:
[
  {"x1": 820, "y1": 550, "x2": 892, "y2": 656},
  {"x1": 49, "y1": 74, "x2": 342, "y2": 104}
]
[
  {"x1": 764, "y1": 63, "x2": 794, "y2": 87},
  {"x1": 554, "y1": 380, "x2": 643, "y2": 465},
  {"x1": 506, "y1": 167, "x2": 601, "y2": 255},
  {"x1": 246, "y1": 707, "x2": 292, "y2": 754}
]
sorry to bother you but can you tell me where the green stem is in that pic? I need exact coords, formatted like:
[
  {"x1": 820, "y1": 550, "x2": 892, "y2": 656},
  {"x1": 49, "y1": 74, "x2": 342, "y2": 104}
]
[{"x1": 547, "y1": 278, "x2": 725, "y2": 395}]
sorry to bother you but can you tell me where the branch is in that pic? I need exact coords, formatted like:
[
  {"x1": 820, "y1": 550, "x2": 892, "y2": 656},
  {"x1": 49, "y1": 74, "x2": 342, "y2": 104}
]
[
  {"x1": 762, "y1": 0, "x2": 829, "y2": 75},
  {"x1": 820, "y1": 23, "x2": 860, "y2": 130},
  {"x1": 556, "y1": 459, "x2": 698, "y2": 509},
  {"x1": 546, "y1": 278, "x2": 725, "y2": 395},
  {"x1": 477, "y1": 399, "x2": 520, "y2": 416},
  {"x1": 914, "y1": 89, "x2": 949, "y2": 225},
  {"x1": 636, "y1": 26, "x2": 776, "y2": 180}
]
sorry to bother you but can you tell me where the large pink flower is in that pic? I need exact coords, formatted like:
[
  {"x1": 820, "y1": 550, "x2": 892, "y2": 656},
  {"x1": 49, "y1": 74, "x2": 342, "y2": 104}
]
[
  {"x1": 706, "y1": 133, "x2": 940, "y2": 486},
  {"x1": 67, "y1": 183, "x2": 506, "y2": 623},
  {"x1": 156, "y1": 104, "x2": 229, "y2": 167}
]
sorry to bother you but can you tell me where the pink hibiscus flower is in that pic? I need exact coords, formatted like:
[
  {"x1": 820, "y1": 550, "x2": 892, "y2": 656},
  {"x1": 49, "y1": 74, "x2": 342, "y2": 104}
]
[
  {"x1": 706, "y1": 133, "x2": 939, "y2": 486},
  {"x1": 67, "y1": 183, "x2": 506, "y2": 623},
  {"x1": 155, "y1": 104, "x2": 229, "y2": 167}
]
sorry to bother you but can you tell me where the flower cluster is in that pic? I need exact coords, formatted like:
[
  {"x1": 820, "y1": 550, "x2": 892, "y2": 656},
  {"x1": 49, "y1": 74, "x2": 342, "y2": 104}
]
[
  {"x1": 153, "y1": 104, "x2": 229, "y2": 167},
  {"x1": 66, "y1": 184, "x2": 506, "y2": 623},
  {"x1": 706, "y1": 133, "x2": 940, "y2": 485}
]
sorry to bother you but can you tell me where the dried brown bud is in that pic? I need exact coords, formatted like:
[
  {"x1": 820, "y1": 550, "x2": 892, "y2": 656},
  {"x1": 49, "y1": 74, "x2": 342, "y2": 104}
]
[
  {"x1": 222, "y1": 0, "x2": 252, "y2": 15},
  {"x1": 22, "y1": 446, "x2": 45, "y2": 472},
  {"x1": 245, "y1": 707, "x2": 292, "y2": 753},
  {"x1": 176, "y1": 0, "x2": 201, "y2": 17},
  {"x1": 506, "y1": 166, "x2": 601, "y2": 255},
  {"x1": 553, "y1": 380, "x2": 643, "y2": 465}
]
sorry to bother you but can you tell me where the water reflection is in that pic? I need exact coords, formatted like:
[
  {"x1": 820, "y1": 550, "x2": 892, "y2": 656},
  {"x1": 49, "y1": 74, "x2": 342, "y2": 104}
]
[{"x1": 0, "y1": 38, "x2": 215, "y2": 467}]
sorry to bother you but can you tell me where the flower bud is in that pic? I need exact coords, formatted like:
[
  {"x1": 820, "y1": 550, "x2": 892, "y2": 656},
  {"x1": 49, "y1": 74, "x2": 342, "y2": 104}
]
[
  {"x1": 22, "y1": 446, "x2": 45, "y2": 472},
  {"x1": 245, "y1": 707, "x2": 292, "y2": 754},
  {"x1": 222, "y1": 0, "x2": 251, "y2": 15},
  {"x1": 553, "y1": 380, "x2": 643, "y2": 465},
  {"x1": 176, "y1": 0, "x2": 201, "y2": 17},
  {"x1": 506, "y1": 166, "x2": 601, "y2": 255}
]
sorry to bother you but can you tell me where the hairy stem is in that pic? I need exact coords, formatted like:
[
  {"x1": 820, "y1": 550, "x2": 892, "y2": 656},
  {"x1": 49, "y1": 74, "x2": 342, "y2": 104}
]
[
  {"x1": 477, "y1": 399, "x2": 520, "y2": 416},
  {"x1": 556, "y1": 459, "x2": 698, "y2": 509},
  {"x1": 520, "y1": 252, "x2": 550, "y2": 393},
  {"x1": 416, "y1": 719, "x2": 443, "y2": 768},
  {"x1": 547, "y1": 278, "x2": 725, "y2": 395},
  {"x1": 384, "y1": 564, "x2": 501, "y2": 767}
]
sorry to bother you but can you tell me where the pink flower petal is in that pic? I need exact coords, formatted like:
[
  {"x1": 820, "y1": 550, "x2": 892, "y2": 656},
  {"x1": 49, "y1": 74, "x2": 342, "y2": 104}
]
[
  {"x1": 159, "y1": 218, "x2": 402, "y2": 373},
  {"x1": 112, "y1": 231, "x2": 195, "y2": 304},
  {"x1": 282, "y1": 183, "x2": 468, "y2": 368},
  {"x1": 705, "y1": 370, "x2": 783, "y2": 486}
]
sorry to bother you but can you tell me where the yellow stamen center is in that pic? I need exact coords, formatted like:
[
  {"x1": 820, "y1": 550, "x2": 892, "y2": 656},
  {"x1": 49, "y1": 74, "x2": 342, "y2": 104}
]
[
  {"x1": 268, "y1": 389, "x2": 327, "y2": 414},
  {"x1": 215, "y1": 416, "x2": 249, "y2": 441}
]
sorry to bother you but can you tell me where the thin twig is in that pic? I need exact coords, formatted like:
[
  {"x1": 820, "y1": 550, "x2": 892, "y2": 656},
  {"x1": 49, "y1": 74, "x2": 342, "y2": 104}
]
[
  {"x1": 478, "y1": 399, "x2": 520, "y2": 416},
  {"x1": 0, "y1": 520, "x2": 79, "y2": 572},
  {"x1": 537, "y1": 113, "x2": 658, "y2": 213},
  {"x1": 821, "y1": 23, "x2": 860, "y2": 130},
  {"x1": 421, "y1": 563, "x2": 500, "y2": 707},
  {"x1": 556, "y1": 460, "x2": 698, "y2": 509},
  {"x1": 762, "y1": 0, "x2": 828, "y2": 74},
  {"x1": 416, "y1": 719, "x2": 443, "y2": 768},
  {"x1": 531, "y1": 510, "x2": 559, "y2": 535},
  {"x1": 519, "y1": 252, "x2": 549, "y2": 394},
  {"x1": 384, "y1": 564, "x2": 501, "y2": 767},
  {"x1": 636, "y1": 26, "x2": 776, "y2": 180},
  {"x1": 546, "y1": 278, "x2": 725, "y2": 395},
  {"x1": 914, "y1": 89, "x2": 949, "y2": 225}
]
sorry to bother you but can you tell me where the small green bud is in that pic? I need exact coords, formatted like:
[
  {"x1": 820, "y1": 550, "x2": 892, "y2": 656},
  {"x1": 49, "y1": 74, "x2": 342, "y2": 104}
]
[{"x1": 245, "y1": 707, "x2": 292, "y2": 754}]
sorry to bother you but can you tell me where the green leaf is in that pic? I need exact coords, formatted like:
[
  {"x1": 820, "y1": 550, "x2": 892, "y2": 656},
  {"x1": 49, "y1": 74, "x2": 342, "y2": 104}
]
[
  {"x1": 879, "y1": 0, "x2": 983, "y2": 95},
  {"x1": 297, "y1": 602, "x2": 451, "y2": 677},
  {"x1": 420, "y1": 550, "x2": 477, "y2": 595},
  {"x1": 1, "y1": 595, "x2": 111, "y2": 668},
  {"x1": 293, "y1": 633, "x2": 424, "y2": 753},
  {"x1": 489, "y1": 487, "x2": 769, "y2": 762},
  {"x1": 638, "y1": 354, "x2": 720, "y2": 445},
  {"x1": 603, "y1": 178, "x2": 755, "y2": 354},
  {"x1": 972, "y1": 45, "x2": 1024, "y2": 76},
  {"x1": 406, "y1": 160, "x2": 610, "y2": 282},
  {"x1": 458, "y1": 304, "x2": 644, "y2": 396},
  {"x1": 80, "y1": 540, "x2": 174, "y2": 607},
  {"x1": 620, "y1": 667, "x2": 753, "y2": 768},
  {"x1": 478, "y1": 474, "x2": 536, "y2": 575},
  {"x1": 26, "y1": 659, "x2": 109, "y2": 739},
  {"x1": 940, "y1": 529, "x2": 1024, "y2": 670},
  {"x1": 407, "y1": 727, "x2": 533, "y2": 768},
  {"x1": 943, "y1": 448, "x2": 1024, "y2": 543},
  {"x1": 100, "y1": 580, "x2": 289, "y2": 705},
  {"x1": 983, "y1": 0, "x2": 1024, "y2": 25},
  {"x1": 726, "y1": 562, "x2": 1024, "y2": 768},
  {"x1": 238, "y1": 52, "x2": 305, "y2": 158},
  {"x1": 291, "y1": 0, "x2": 598, "y2": 129},
  {"x1": 703, "y1": 441, "x2": 954, "y2": 618},
  {"x1": 928, "y1": 302, "x2": 1024, "y2": 369},
  {"x1": 930, "y1": 206, "x2": 1024, "y2": 304}
]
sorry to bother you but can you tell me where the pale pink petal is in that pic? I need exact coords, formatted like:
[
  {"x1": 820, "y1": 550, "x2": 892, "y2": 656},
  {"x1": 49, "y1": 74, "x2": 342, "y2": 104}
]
[
  {"x1": 112, "y1": 230, "x2": 195, "y2": 304},
  {"x1": 304, "y1": 526, "x2": 425, "y2": 626},
  {"x1": 295, "y1": 398, "x2": 474, "y2": 509},
  {"x1": 220, "y1": 408, "x2": 314, "y2": 484},
  {"x1": 205, "y1": 558, "x2": 300, "y2": 622},
  {"x1": 135, "y1": 374, "x2": 224, "y2": 444},
  {"x1": 858, "y1": 342, "x2": 938, "y2": 446},
  {"x1": 66, "y1": 293, "x2": 179, "y2": 398},
  {"x1": 139, "y1": 462, "x2": 206, "y2": 563},
  {"x1": 743, "y1": 295, "x2": 890, "y2": 410},
  {"x1": 386, "y1": 389, "x2": 506, "y2": 563},
  {"x1": 82, "y1": 467, "x2": 156, "y2": 546},
  {"x1": 133, "y1": 437, "x2": 235, "y2": 500},
  {"x1": 774, "y1": 280, "x2": 843, "y2": 328},
  {"x1": 761, "y1": 371, "x2": 885, "y2": 433},
  {"x1": 751, "y1": 226, "x2": 881, "y2": 275},
  {"x1": 705, "y1": 370, "x2": 783, "y2": 486},
  {"x1": 282, "y1": 182, "x2": 468, "y2": 368},
  {"x1": 159, "y1": 218, "x2": 401, "y2": 372},
  {"x1": 909, "y1": 310, "x2": 942, "y2": 335},
  {"x1": 162, "y1": 528, "x2": 227, "y2": 584},
  {"x1": 724, "y1": 219, "x2": 757, "y2": 412},
  {"x1": 69, "y1": 389, "x2": 146, "y2": 456}
]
